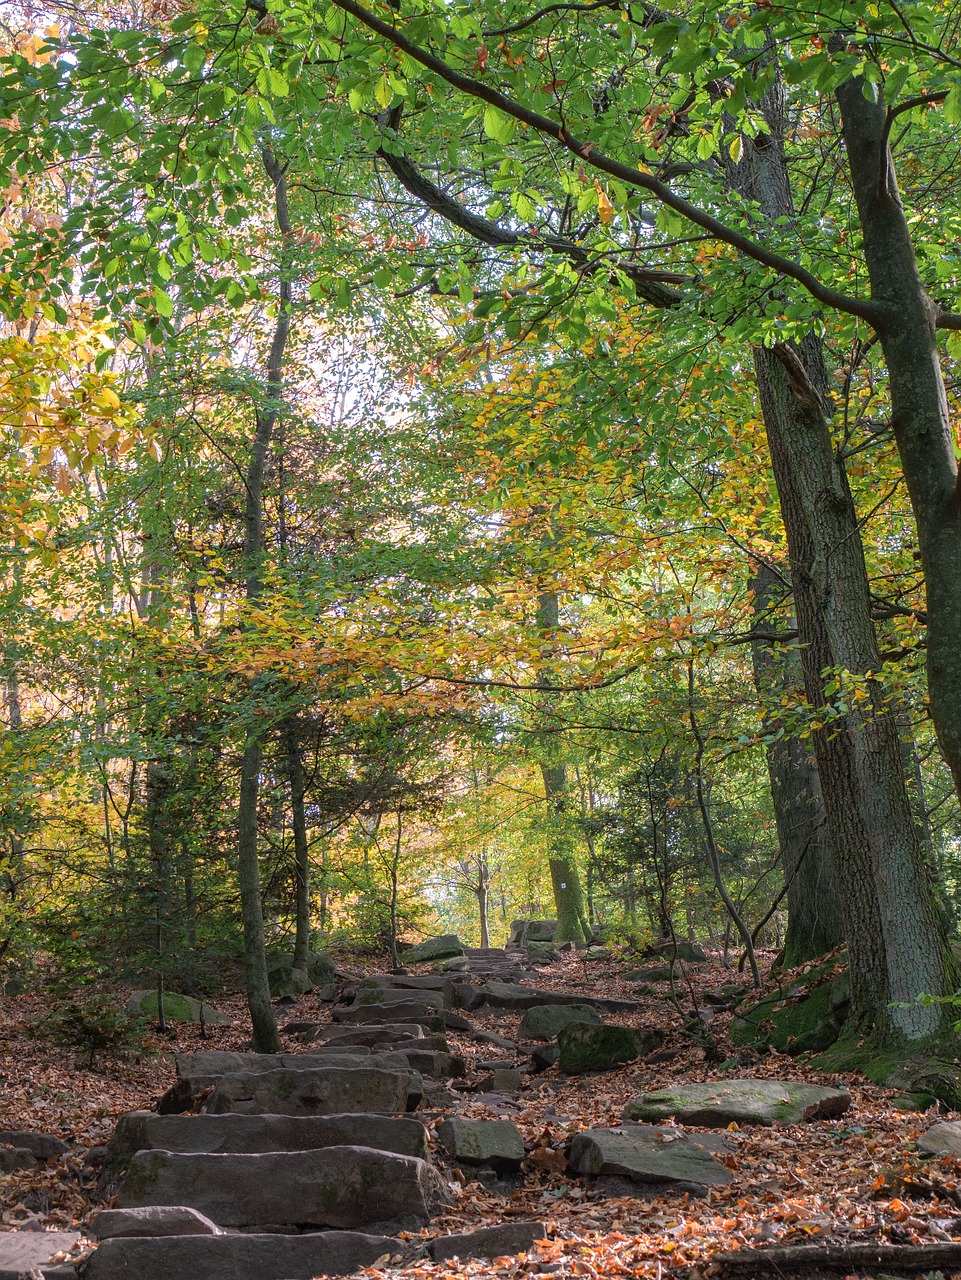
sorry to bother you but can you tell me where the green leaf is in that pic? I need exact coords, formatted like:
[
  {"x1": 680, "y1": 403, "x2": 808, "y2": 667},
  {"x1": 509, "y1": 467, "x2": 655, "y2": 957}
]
[
  {"x1": 152, "y1": 285, "x2": 173, "y2": 318},
  {"x1": 483, "y1": 104, "x2": 516, "y2": 144}
]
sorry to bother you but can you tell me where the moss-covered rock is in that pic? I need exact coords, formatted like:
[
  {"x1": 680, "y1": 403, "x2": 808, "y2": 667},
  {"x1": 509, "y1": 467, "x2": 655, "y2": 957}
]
[
  {"x1": 125, "y1": 991, "x2": 231, "y2": 1026},
  {"x1": 518, "y1": 1004, "x2": 602, "y2": 1041},
  {"x1": 623, "y1": 1079, "x2": 851, "y2": 1126},
  {"x1": 557, "y1": 1022, "x2": 662, "y2": 1075},
  {"x1": 730, "y1": 956, "x2": 849, "y2": 1054},
  {"x1": 266, "y1": 952, "x2": 335, "y2": 996}
]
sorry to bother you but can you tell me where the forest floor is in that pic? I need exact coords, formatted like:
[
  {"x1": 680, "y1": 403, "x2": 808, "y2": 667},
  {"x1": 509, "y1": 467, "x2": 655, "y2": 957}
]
[{"x1": 0, "y1": 949, "x2": 959, "y2": 1278}]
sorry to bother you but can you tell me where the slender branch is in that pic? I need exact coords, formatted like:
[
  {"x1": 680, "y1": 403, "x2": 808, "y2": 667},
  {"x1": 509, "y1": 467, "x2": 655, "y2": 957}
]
[{"x1": 331, "y1": 0, "x2": 884, "y2": 325}]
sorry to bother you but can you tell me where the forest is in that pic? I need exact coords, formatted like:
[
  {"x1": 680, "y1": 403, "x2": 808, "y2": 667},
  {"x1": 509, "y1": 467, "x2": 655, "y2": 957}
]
[{"x1": 1, "y1": 0, "x2": 961, "y2": 1276}]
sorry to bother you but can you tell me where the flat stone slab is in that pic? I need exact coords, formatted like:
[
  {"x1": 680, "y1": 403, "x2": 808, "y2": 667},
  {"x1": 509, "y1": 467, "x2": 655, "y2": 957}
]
[
  {"x1": 568, "y1": 1127, "x2": 732, "y2": 1190},
  {"x1": 203, "y1": 1066, "x2": 420, "y2": 1116},
  {"x1": 429, "y1": 1221, "x2": 546, "y2": 1261},
  {"x1": 919, "y1": 1121, "x2": 961, "y2": 1156},
  {"x1": 0, "y1": 1232, "x2": 79, "y2": 1277},
  {"x1": 437, "y1": 1117, "x2": 524, "y2": 1170},
  {"x1": 107, "y1": 1111, "x2": 430, "y2": 1166},
  {"x1": 332, "y1": 1003, "x2": 445, "y2": 1029},
  {"x1": 403, "y1": 934, "x2": 464, "y2": 963},
  {"x1": 623, "y1": 1079, "x2": 851, "y2": 1126},
  {"x1": 354, "y1": 988, "x2": 445, "y2": 1010},
  {"x1": 91, "y1": 1205, "x2": 223, "y2": 1238},
  {"x1": 316, "y1": 1023, "x2": 426, "y2": 1046},
  {"x1": 84, "y1": 1230, "x2": 400, "y2": 1280},
  {"x1": 471, "y1": 981, "x2": 639, "y2": 1013},
  {"x1": 118, "y1": 1146, "x2": 449, "y2": 1229}
]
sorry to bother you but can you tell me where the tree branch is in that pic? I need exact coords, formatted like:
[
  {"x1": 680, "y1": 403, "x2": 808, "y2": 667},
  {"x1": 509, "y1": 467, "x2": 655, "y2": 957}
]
[{"x1": 331, "y1": 0, "x2": 885, "y2": 326}]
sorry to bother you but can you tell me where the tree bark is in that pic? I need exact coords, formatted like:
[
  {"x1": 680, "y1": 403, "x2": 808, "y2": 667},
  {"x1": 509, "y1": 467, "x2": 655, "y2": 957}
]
[
  {"x1": 536, "y1": 588, "x2": 591, "y2": 944},
  {"x1": 729, "y1": 76, "x2": 952, "y2": 1037},
  {"x1": 286, "y1": 725, "x2": 311, "y2": 993},
  {"x1": 836, "y1": 80, "x2": 961, "y2": 805},
  {"x1": 235, "y1": 146, "x2": 292, "y2": 1056},
  {"x1": 748, "y1": 562, "x2": 843, "y2": 965}
]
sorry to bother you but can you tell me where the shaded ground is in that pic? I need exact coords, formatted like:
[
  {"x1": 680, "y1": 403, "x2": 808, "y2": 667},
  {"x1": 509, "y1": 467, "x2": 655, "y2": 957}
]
[{"x1": 1, "y1": 950, "x2": 959, "y2": 1278}]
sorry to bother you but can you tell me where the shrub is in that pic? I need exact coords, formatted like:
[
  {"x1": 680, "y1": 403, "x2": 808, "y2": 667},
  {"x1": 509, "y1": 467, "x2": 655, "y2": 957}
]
[{"x1": 37, "y1": 995, "x2": 148, "y2": 1069}]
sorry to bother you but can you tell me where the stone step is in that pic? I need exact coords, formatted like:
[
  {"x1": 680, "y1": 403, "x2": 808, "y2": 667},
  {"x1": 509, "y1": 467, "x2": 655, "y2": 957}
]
[
  {"x1": 106, "y1": 1111, "x2": 430, "y2": 1175},
  {"x1": 84, "y1": 1230, "x2": 401, "y2": 1280},
  {"x1": 202, "y1": 1066, "x2": 421, "y2": 1116},
  {"x1": 118, "y1": 1146, "x2": 449, "y2": 1230},
  {"x1": 0, "y1": 1231, "x2": 78, "y2": 1280}
]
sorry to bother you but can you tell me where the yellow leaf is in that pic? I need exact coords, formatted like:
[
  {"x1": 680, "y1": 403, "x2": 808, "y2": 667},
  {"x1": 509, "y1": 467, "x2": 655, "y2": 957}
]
[{"x1": 596, "y1": 188, "x2": 614, "y2": 225}]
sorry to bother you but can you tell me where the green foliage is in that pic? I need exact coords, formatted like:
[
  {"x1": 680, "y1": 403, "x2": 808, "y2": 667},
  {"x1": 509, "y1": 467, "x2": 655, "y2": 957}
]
[{"x1": 36, "y1": 995, "x2": 149, "y2": 1069}]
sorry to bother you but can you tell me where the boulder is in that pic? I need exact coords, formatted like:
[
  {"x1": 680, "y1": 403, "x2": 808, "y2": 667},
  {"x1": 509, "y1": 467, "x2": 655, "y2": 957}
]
[
  {"x1": 622, "y1": 1079, "x2": 851, "y2": 1126},
  {"x1": 91, "y1": 1205, "x2": 223, "y2": 1239},
  {"x1": 625, "y1": 964, "x2": 686, "y2": 983},
  {"x1": 568, "y1": 1126, "x2": 732, "y2": 1190},
  {"x1": 125, "y1": 990, "x2": 231, "y2": 1026},
  {"x1": 84, "y1": 1231, "x2": 400, "y2": 1280},
  {"x1": 474, "y1": 982, "x2": 638, "y2": 1014},
  {"x1": 918, "y1": 1121, "x2": 961, "y2": 1157},
  {"x1": 361, "y1": 974, "x2": 464, "y2": 992},
  {"x1": 0, "y1": 1130, "x2": 68, "y2": 1160},
  {"x1": 507, "y1": 920, "x2": 556, "y2": 947},
  {"x1": 106, "y1": 1111, "x2": 429, "y2": 1173},
  {"x1": 428, "y1": 1221, "x2": 546, "y2": 1262},
  {"x1": 118, "y1": 1146, "x2": 449, "y2": 1230},
  {"x1": 436, "y1": 1117, "x2": 524, "y2": 1171},
  {"x1": 558, "y1": 1022, "x2": 663, "y2": 1074},
  {"x1": 731, "y1": 958, "x2": 850, "y2": 1054},
  {"x1": 647, "y1": 940, "x2": 707, "y2": 964},
  {"x1": 519, "y1": 1004, "x2": 603, "y2": 1041},
  {"x1": 0, "y1": 1147, "x2": 35, "y2": 1174},
  {"x1": 203, "y1": 1066, "x2": 420, "y2": 1115},
  {"x1": 474, "y1": 1068, "x2": 524, "y2": 1096},
  {"x1": 266, "y1": 950, "x2": 336, "y2": 996},
  {"x1": 402, "y1": 935, "x2": 465, "y2": 963}
]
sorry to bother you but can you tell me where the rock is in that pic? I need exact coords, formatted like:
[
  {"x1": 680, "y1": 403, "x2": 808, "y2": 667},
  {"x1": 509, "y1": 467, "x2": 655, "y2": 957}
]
[
  {"x1": 118, "y1": 1146, "x2": 449, "y2": 1230},
  {"x1": 0, "y1": 1231, "x2": 79, "y2": 1278},
  {"x1": 332, "y1": 1002, "x2": 445, "y2": 1030},
  {"x1": 436, "y1": 956, "x2": 470, "y2": 971},
  {"x1": 475, "y1": 1031, "x2": 516, "y2": 1050},
  {"x1": 125, "y1": 990, "x2": 232, "y2": 1026},
  {"x1": 428, "y1": 1221, "x2": 546, "y2": 1261},
  {"x1": 474, "y1": 1068, "x2": 524, "y2": 1096},
  {"x1": 558, "y1": 1022, "x2": 663, "y2": 1074},
  {"x1": 84, "y1": 1230, "x2": 401, "y2": 1280},
  {"x1": 403, "y1": 1049, "x2": 467, "y2": 1078},
  {"x1": 402, "y1": 935, "x2": 465, "y2": 963},
  {"x1": 266, "y1": 950, "x2": 336, "y2": 995},
  {"x1": 625, "y1": 964, "x2": 687, "y2": 983},
  {"x1": 475, "y1": 982, "x2": 638, "y2": 1014},
  {"x1": 0, "y1": 1130, "x2": 69, "y2": 1160},
  {"x1": 647, "y1": 940, "x2": 707, "y2": 964},
  {"x1": 316, "y1": 1023, "x2": 426, "y2": 1047},
  {"x1": 203, "y1": 1066, "x2": 421, "y2": 1115},
  {"x1": 91, "y1": 1205, "x2": 223, "y2": 1238},
  {"x1": 731, "y1": 958, "x2": 850, "y2": 1054},
  {"x1": 443, "y1": 1010, "x2": 474, "y2": 1032},
  {"x1": 362, "y1": 974, "x2": 464, "y2": 992},
  {"x1": 529, "y1": 1042, "x2": 561, "y2": 1071},
  {"x1": 105, "y1": 1111, "x2": 430, "y2": 1176},
  {"x1": 519, "y1": 1004, "x2": 603, "y2": 1041},
  {"x1": 568, "y1": 1126, "x2": 732, "y2": 1190},
  {"x1": 622, "y1": 1079, "x2": 851, "y2": 1126},
  {"x1": 919, "y1": 1120, "x2": 961, "y2": 1156},
  {"x1": 354, "y1": 988, "x2": 446, "y2": 1010},
  {"x1": 0, "y1": 1147, "x2": 35, "y2": 1172},
  {"x1": 436, "y1": 1117, "x2": 524, "y2": 1170},
  {"x1": 507, "y1": 920, "x2": 557, "y2": 947}
]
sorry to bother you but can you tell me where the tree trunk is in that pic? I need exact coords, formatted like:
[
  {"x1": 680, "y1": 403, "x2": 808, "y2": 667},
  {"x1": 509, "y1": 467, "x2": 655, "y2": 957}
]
[
  {"x1": 536, "y1": 588, "x2": 591, "y2": 944},
  {"x1": 286, "y1": 726, "x2": 311, "y2": 993},
  {"x1": 234, "y1": 146, "x2": 292, "y2": 1056},
  {"x1": 730, "y1": 78, "x2": 952, "y2": 1038},
  {"x1": 836, "y1": 80, "x2": 961, "y2": 811},
  {"x1": 748, "y1": 562, "x2": 843, "y2": 965}
]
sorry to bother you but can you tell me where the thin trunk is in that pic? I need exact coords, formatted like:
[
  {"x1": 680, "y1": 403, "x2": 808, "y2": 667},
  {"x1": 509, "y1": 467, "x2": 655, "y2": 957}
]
[
  {"x1": 477, "y1": 852, "x2": 490, "y2": 948},
  {"x1": 235, "y1": 147, "x2": 292, "y2": 1056},
  {"x1": 286, "y1": 726, "x2": 311, "y2": 992},
  {"x1": 536, "y1": 588, "x2": 590, "y2": 943}
]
